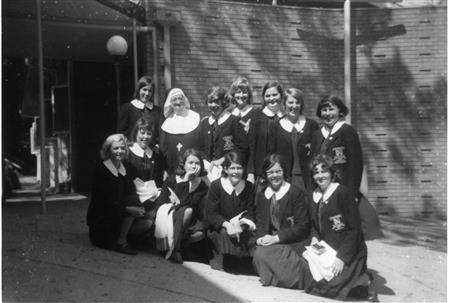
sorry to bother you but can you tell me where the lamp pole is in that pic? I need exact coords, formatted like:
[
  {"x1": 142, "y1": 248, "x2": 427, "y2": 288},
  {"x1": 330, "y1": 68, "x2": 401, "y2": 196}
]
[{"x1": 106, "y1": 36, "x2": 128, "y2": 122}]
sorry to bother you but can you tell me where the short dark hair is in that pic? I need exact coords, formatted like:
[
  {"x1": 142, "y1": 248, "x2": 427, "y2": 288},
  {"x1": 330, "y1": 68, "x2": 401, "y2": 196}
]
[
  {"x1": 262, "y1": 81, "x2": 283, "y2": 106},
  {"x1": 316, "y1": 95, "x2": 348, "y2": 118},
  {"x1": 221, "y1": 151, "x2": 247, "y2": 178},
  {"x1": 310, "y1": 153, "x2": 339, "y2": 182},
  {"x1": 130, "y1": 118, "x2": 155, "y2": 144},
  {"x1": 284, "y1": 88, "x2": 304, "y2": 114},
  {"x1": 133, "y1": 76, "x2": 155, "y2": 100},
  {"x1": 205, "y1": 86, "x2": 229, "y2": 109},
  {"x1": 175, "y1": 148, "x2": 206, "y2": 177},
  {"x1": 261, "y1": 154, "x2": 288, "y2": 180}
]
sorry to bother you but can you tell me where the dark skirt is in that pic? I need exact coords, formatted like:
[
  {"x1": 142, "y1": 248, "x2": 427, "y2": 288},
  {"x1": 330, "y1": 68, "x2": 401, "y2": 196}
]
[
  {"x1": 253, "y1": 243, "x2": 310, "y2": 289},
  {"x1": 207, "y1": 228, "x2": 254, "y2": 257},
  {"x1": 303, "y1": 249, "x2": 370, "y2": 300},
  {"x1": 89, "y1": 223, "x2": 120, "y2": 249}
]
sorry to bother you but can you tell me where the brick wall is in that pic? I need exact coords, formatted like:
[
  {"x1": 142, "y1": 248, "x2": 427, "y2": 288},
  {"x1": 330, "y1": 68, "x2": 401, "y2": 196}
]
[{"x1": 146, "y1": 0, "x2": 447, "y2": 218}]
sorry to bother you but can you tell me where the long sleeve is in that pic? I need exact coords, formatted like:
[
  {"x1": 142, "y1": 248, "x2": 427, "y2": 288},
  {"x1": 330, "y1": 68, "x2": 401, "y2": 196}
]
[
  {"x1": 343, "y1": 126, "x2": 363, "y2": 200},
  {"x1": 246, "y1": 116, "x2": 258, "y2": 174},
  {"x1": 232, "y1": 117, "x2": 249, "y2": 160},
  {"x1": 255, "y1": 192, "x2": 270, "y2": 239},
  {"x1": 335, "y1": 188, "x2": 363, "y2": 264},
  {"x1": 277, "y1": 188, "x2": 310, "y2": 244},
  {"x1": 205, "y1": 181, "x2": 227, "y2": 231}
]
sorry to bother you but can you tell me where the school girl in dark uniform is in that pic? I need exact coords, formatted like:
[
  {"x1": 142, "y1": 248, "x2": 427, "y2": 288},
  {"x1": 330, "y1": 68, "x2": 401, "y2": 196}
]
[
  {"x1": 87, "y1": 134, "x2": 153, "y2": 255},
  {"x1": 154, "y1": 148, "x2": 209, "y2": 264},
  {"x1": 117, "y1": 76, "x2": 163, "y2": 143},
  {"x1": 160, "y1": 88, "x2": 201, "y2": 174},
  {"x1": 127, "y1": 118, "x2": 166, "y2": 222},
  {"x1": 248, "y1": 81, "x2": 284, "y2": 184},
  {"x1": 268, "y1": 88, "x2": 318, "y2": 191},
  {"x1": 205, "y1": 152, "x2": 256, "y2": 271},
  {"x1": 198, "y1": 86, "x2": 248, "y2": 179},
  {"x1": 252, "y1": 154, "x2": 310, "y2": 289},
  {"x1": 310, "y1": 95, "x2": 363, "y2": 201},
  {"x1": 302, "y1": 154, "x2": 376, "y2": 301}
]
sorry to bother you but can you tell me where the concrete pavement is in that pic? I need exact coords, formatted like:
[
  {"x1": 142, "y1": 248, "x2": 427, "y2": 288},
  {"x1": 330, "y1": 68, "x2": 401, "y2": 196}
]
[{"x1": 2, "y1": 198, "x2": 447, "y2": 302}]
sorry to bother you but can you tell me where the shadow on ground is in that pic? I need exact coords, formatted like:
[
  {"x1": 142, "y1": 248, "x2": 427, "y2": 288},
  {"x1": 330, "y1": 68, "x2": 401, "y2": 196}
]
[{"x1": 378, "y1": 215, "x2": 447, "y2": 253}]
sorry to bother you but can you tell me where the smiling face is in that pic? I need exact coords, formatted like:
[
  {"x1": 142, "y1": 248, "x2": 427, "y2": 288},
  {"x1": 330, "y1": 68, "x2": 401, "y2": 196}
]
[
  {"x1": 110, "y1": 140, "x2": 126, "y2": 163},
  {"x1": 138, "y1": 85, "x2": 153, "y2": 103},
  {"x1": 224, "y1": 161, "x2": 244, "y2": 186},
  {"x1": 208, "y1": 101, "x2": 225, "y2": 118},
  {"x1": 171, "y1": 93, "x2": 186, "y2": 115},
  {"x1": 234, "y1": 89, "x2": 249, "y2": 110},
  {"x1": 266, "y1": 162, "x2": 284, "y2": 191},
  {"x1": 285, "y1": 95, "x2": 301, "y2": 118},
  {"x1": 184, "y1": 154, "x2": 201, "y2": 178},
  {"x1": 313, "y1": 163, "x2": 332, "y2": 192},
  {"x1": 320, "y1": 103, "x2": 341, "y2": 129},
  {"x1": 136, "y1": 128, "x2": 152, "y2": 149},
  {"x1": 264, "y1": 87, "x2": 282, "y2": 113}
]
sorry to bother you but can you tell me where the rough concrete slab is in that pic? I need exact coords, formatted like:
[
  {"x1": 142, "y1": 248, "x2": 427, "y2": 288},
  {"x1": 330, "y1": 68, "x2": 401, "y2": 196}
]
[{"x1": 2, "y1": 199, "x2": 446, "y2": 302}]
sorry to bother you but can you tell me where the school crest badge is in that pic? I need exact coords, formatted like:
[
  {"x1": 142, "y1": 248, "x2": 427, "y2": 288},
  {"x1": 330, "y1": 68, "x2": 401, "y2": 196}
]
[
  {"x1": 239, "y1": 119, "x2": 251, "y2": 134},
  {"x1": 223, "y1": 135, "x2": 235, "y2": 151},
  {"x1": 329, "y1": 214, "x2": 345, "y2": 231},
  {"x1": 332, "y1": 146, "x2": 347, "y2": 164},
  {"x1": 305, "y1": 143, "x2": 311, "y2": 156}
]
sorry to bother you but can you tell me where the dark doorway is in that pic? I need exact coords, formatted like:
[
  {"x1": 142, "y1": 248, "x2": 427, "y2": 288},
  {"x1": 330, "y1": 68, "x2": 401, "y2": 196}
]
[{"x1": 71, "y1": 61, "x2": 134, "y2": 192}]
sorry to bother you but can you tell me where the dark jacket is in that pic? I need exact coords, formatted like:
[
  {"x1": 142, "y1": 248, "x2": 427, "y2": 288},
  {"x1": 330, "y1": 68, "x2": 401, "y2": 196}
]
[
  {"x1": 310, "y1": 124, "x2": 363, "y2": 200},
  {"x1": 309, "y1": 184, "x2": 366, "y2": 264}
]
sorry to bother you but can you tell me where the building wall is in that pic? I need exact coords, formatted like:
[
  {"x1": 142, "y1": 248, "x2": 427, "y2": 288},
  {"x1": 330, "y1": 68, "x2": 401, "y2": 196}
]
[{"x1": 146, "y1": 0, "x2": 446, "y2": 218}]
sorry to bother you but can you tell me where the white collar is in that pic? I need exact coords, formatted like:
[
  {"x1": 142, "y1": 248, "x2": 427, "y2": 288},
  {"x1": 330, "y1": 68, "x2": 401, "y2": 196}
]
[
  {"x1": 103, "y1": 159, "x2": 126, "y2": 177},
  {"x1": 312, "y1": 182, "x2": 339, "y2": 204},
  {"x1": 208, "y1": 111, "x2": 231, "y2": 126},
  {"x1": 237, "y1": 105, "x2": 253, "y2": 118},
  {"x1": 280, "y1": 116, "x2": 306, "y2": 133},
  {"x1": 220, "y1": 177, "x2": 246, "y2": 196},
  {"x1": 129, "y1": 142, "x2": 153, "y2": 158},
  {"x1": 262, "y1": 106, "x2": 283, "y2": 118},
  {"x1": 321, "y1": 120, "x2": 346, "y2": 138},
  {"x1": 161, "y1": 110, "x2": 200, "y2": 134},
  {"x1": 131, "y1": 99, "x2": 153, "y2": 110},
  {"x1": 175, "y1": 175, "x2": 201, "y2": 192},
  {"x1": 230, "y1": 107, "x2": 240, "y2": 117},
  {"x1": 264, "y1": 181, "x2": 291, "y2": 200}
]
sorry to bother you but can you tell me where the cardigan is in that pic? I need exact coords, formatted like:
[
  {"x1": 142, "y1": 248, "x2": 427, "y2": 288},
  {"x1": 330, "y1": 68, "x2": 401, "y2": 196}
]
[
  {"x1": 205, "y1": 178, "x2": 255, "y2": 231},
  {"x1": 117, "y1": 101, "x2": 163, "y2": 142},
  {"x1": 309, "y1": 184, "x2": 366, "y2": 264},
  {"x1": 255, "y1": 183, "x2": 310, "y2": 244},
  {"x1": 247, "y1": 108, "x2": 282, "y2": 176},
  {"x1": 198, "y1": 113, "x2": 248, "y2": 162},
  {"x1": 268, "y1": 117, "x2": 319, "y2": 190},
  {"x1": 310, "y1": 123, "x2": 363, "y2": 199},
  {"x1": 87, "y1": 161, "x2": 139, "y2": 228}
]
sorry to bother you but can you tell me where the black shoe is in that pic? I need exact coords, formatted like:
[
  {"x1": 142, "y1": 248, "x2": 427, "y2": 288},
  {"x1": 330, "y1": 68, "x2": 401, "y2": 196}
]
[
  {"x1": 169, "y1": 251, "x2": 183, "y2": 264},
  {"x1": 367, "y1": 278, "x2": 378, "y2": 302},
  {"x1": 114, "y1": 243, "x2": 138, "y2": 255}
]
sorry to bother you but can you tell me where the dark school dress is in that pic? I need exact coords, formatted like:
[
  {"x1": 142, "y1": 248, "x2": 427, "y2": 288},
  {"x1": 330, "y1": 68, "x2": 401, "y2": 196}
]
[
  {"x1": 205, "y1": 178, "x2": 256, "y2": 256},
  {"x1": 302, "y1": 183, "x2": 369, "y2": 300},
  {"x1": 155, "y1": 175, "x2": 209, "y2": 258},
  {"x1": 160, "y1": 110, "x2": 201, "y2": 174},
  {"x1": 117, "y1": 100, "x2": 163, "y2": 142},
  {"x1": 247, "y1": 107, "x2": 283, "y2": 179},
  {"x1": 252, "y1": 182, "x2": 310, "y2": 289},
  {"x1": 127, "y1": 143, "x2": 166, "y2": 212},
  {"x1": 86, "y1": 160, "x2": 140, "y2": 249},
  {"x1": 268, "y1": 117, "x2": 319, "y2": 191},
  {"x1": 198, "y1": 112, "x2": 248, "y2": 162},
  {"x1": 310, "y1": 122, "x2": 363, "y2": 200}
]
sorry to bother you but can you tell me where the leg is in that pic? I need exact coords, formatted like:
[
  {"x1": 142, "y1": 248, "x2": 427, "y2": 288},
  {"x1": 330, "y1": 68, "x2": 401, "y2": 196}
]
[{"x1": 114, "y1": 216, "x2": 138, "y2": 255}]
